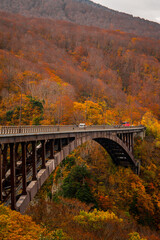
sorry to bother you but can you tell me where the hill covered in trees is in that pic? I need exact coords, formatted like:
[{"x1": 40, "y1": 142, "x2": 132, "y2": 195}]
[
  {"x1": 1, "y1": 129, "x2": 160, "y2": 239},
  {"x1": 0, "y1": 0, "x2": 160, "y2": 39},
  {"x1": 24, "y1": 130, "x2": 160, "y2": 240},
  {"x1": 0, "y1": 12, "x2": 160, "y2": 126}
]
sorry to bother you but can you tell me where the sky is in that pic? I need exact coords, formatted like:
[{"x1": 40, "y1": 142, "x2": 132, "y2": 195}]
[{"x1": 92, "y1": 0, "x2": 160, "y2": 23}]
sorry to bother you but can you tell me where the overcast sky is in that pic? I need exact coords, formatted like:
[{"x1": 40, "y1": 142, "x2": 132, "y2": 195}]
[{"x1": 92, "y1": 0, "x2": 160, "y2": 23}]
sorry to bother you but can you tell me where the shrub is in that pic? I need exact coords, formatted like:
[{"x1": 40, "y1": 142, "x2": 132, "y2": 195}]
[
  {"x1": 74, "y1": 209, "x2": 122, "y2": 230},
  {"x1": 128, "y1": 232, "x2": 147, "y2": 240}
]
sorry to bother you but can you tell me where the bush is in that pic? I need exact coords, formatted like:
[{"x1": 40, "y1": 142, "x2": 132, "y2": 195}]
[
  {"x1": 128, "y1": 232, "x2": 147, "y2": 240},
  {"x1": 74, "y1": 209, "x2": 123, "y2": 230},
  {"x1": 61, "y1": 165, "x2": 96, "y2": 205},
  {"x1": 0, "y1": 204, "x2": 43, "y2": 239}
]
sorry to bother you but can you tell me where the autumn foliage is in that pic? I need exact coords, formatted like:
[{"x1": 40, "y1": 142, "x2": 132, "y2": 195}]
[
  {"x1": 0, "y1": 0, "x2": 160, "y2": 39},
  {"x1": 0, "y1": 204, "x2": 43, "y2": 239},
  {"x1": 0, "y1": 12, "x2": 160, "y2": 126}
]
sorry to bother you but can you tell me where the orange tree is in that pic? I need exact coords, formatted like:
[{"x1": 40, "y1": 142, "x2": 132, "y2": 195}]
[{"x1": 0, "y1": 204, "x2": 70, "y2": 240}]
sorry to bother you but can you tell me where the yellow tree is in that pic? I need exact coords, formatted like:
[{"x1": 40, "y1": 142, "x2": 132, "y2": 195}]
[{"x1": 73, "y1": 100, "x2": 105, "y2": 125}]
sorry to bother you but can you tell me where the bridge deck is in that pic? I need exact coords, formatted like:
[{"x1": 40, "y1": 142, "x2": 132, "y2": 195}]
[
  {"x1": 0, "y1": 125, "x2": 145, "y2": 136},
  {"x1": 0, "y1": 125, "x2": 145, "y2": 145}
]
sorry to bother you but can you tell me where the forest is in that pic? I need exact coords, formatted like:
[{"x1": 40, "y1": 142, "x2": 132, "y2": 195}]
[
  {"x1": 0, "y1": 4, "x2": 160, "y2": 240},
  {"x1": 0, "y1": 12, "x2": 160, "y2": 127},
  {"x1": 0, "y1": 0, "x2": 160, "y2": 39},
  {"x1": 1, "y1": 132, "x2": 160, "y2": 240}
]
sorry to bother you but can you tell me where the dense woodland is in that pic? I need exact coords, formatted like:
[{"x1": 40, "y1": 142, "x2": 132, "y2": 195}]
[
  {"x1": 0, "y1": 1, "x2": 160, "y2": 239},
  {"x1": 0, "y1": 12, "x2": 160, "y2": 127},
  {"x1": 26, "y1": 133, "x2": 160, "y2": 240},
  {"x1": 0, "y1": 0, "x2": 160, "y2": 39},
  {"x1": 1, "y1": 132, "x2": 160, "y2": 240}
]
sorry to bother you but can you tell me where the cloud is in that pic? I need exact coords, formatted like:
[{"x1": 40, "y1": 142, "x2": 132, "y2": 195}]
[
  {"x1": 156, "y1": 17, "x2": 160, "y2": 23},
  {"x1": 92, "y1": 0, "x2": 160, "y2": 23}
]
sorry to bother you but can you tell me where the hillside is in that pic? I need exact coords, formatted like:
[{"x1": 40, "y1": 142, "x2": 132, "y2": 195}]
[
  {"x1": 0, "y1": 0, "x2": 160, "y2": 39},
  {"x1": 0, "y1": 11, "x2": 160, "y2": 126},
  {"x1": 24, "y1": 132, "x2": 160, "y2": 239}
]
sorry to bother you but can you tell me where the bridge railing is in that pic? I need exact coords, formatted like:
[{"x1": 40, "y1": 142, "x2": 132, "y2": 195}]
[
  {"x1": 0, "y1": 125, "x2": 104, "y2": 135},
  {"x1": 0, "y1": 125, "x2": 59, "y2": 135},
  {"x1": 0, "y1": 125, "x2": 144, "y2": 135}
]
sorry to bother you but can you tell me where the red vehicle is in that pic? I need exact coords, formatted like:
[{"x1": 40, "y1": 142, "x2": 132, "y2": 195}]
[{"x1": 122, "y1": 122, "x2": 130, "y2": 127}]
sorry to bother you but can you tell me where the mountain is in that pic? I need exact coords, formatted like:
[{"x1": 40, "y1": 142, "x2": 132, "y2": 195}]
[
  {"x1": 0, "y1": 0, "x2": 160, "y2": 39},
  {"x1": 0, "y1": 10, "x2": 160, "y2": 126}
]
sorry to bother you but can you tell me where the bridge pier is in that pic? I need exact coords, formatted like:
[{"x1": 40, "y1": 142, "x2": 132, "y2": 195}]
[
  {"x1": 2, "y1": 144, "x2": 8, "y2": 179},
  {"x1": 118, "y1": 133, "x2": 134, "y2": 153},
  {"x1": 122, "y1": 133, "x2": 124, "y2": 143},
  {"x1": 15, "y1": 143, "x2": 19, "y2": 167},
  {"x1": 137, "y1": 131, "x2": 145, "y2": 139},
  {"x1": 127, "y1": 134, "x2": 130, "y2": 149},
  {"x1": 41, "y1": 140, "x2": 46, "y2": 169},
  {"x1": 54, "y1": 156, "x2": 58, "y2": 168},
  {"x1": 58, "y1": 139, "x2": 62, "y2": 152},
  {"x1": 130, "y1": 133, "x2": 133, "y2": 153},
  {"x1": 0, "y1": 144, "x2": 2, "y2": 202},
  {"x1": 22, "y1": 142, "x2": 27, "y2": 195},
  {"x1": 32, "y1": 141, "x2": 37, "y2": 181},
  {"x1": 10, "y1": 143, "x2": 16, "y2": 210},
  {"x1": 49, "y1": 139, "x2": 55, "y2": 159}
]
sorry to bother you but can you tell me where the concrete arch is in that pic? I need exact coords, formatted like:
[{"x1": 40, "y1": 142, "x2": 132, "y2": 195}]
[
  {"x1": 54, "y1": 134, "x2": 138, "y2": 172},
  {"x1": 94, "y1": 138, "x2": 137, "y2": 170}
]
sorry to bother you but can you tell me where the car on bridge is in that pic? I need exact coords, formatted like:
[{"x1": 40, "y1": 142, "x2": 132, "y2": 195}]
[
  {"x1": 79, "y1": 123, "x2": 86, "y2": 128},
  {"x1": 121, "y1": 122, "x2": 130, "y2": 127}
]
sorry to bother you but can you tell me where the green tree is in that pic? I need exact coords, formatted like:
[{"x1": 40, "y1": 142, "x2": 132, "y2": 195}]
[{"x1": 61, "y1": 165, "x2": 96, "y2": 204}]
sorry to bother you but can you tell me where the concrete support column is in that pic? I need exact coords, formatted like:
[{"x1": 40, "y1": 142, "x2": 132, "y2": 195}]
[
  {"x1": 120, "y1": 133, "x2": 123, "y2": 140},
  {"x1": 10, "y1": 143, "x2": 16, "y2": 210},
  {"x1": 136, "y1": 161, "x2": 141, "y2": 175},
  {"x1": 0, "y1": 144, "x2": 2, "y2": 202},
  {"x1": 131, "y1": 133, "x2": 133, "y2": 153},
  {"x1": 49, "y1": 139, "x2": 54, "y2": 159},
  {"x1": 2, "y1": 144, "x2": 8, "y2": 179},
  {"x1": 68, "y1": 139, "x2": 71, "y2": 153},
  {"x1": 138, "y1": 131, "x2": 145, "y2": 139},
  {"x1": 15, "y1": 143, "x2": 19, "y2": 167},
  {"x1": 58, "y1": 139, "x2": 62, "y2": 151},
  {"x1": 126, "y1": 133, "x2": 130, "y2": 147},
  {"x1": 128, "y1": 133, "x2": 131, "y2": 151},
  {"x1": 125, "y1": 134, "x2": 127, "y2": 145},
  {"x1": 41, "y1": 140, "x2": 46, "y2": 169},
  {"x1": 75, "y1": 134, "x2": 78, "y2": 148},
  {"x1": 128, "y1": 133, "x2": 130, "y2": 147},
  {"x1": 122, "y1": 133, "x2": 124, "y2": 143},
  {"x1": 122, "y1": 133, "x2": 125, "y2": 144},
  {"x1": 54, "y1": 156, "x2": 58, "y2": 168},
  {"x1": 125, "y1": 133, "x2": 127, "y2": 146},
  {"x1": 67, "y1": 138, "x2": 69, "y2": 145},
  {"x1": 125, "y1": 134, "x2": 128, "y2": 147},
  {"x1": 32, "y1": 141, "x2": 37, "y2": 180},
  {"x1": 22, "y1": 142, "x2": 27, "y2": 195}
]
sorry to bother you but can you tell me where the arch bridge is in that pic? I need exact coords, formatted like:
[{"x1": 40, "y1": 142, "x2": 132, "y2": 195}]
[{"x1": 0, "y1": 125, "x2": 145, "y2": 213}]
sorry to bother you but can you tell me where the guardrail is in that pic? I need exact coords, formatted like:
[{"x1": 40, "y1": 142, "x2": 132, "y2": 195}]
[{"x1": 0, "y1": 125, "x2": 145, "y2": 135}]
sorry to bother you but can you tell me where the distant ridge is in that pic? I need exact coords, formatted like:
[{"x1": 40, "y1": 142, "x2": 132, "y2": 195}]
[{"x1": 0, "y1": 0, "x2": 160, "y2": 39}]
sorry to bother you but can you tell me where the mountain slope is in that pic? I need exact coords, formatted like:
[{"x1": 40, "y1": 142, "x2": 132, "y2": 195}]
[
  {"x1": 0, "y1": 11, "x2": 160, "y2": 126},
  {"x1": 0, "y1": 0, "x2": 160, "y2": 39}
]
